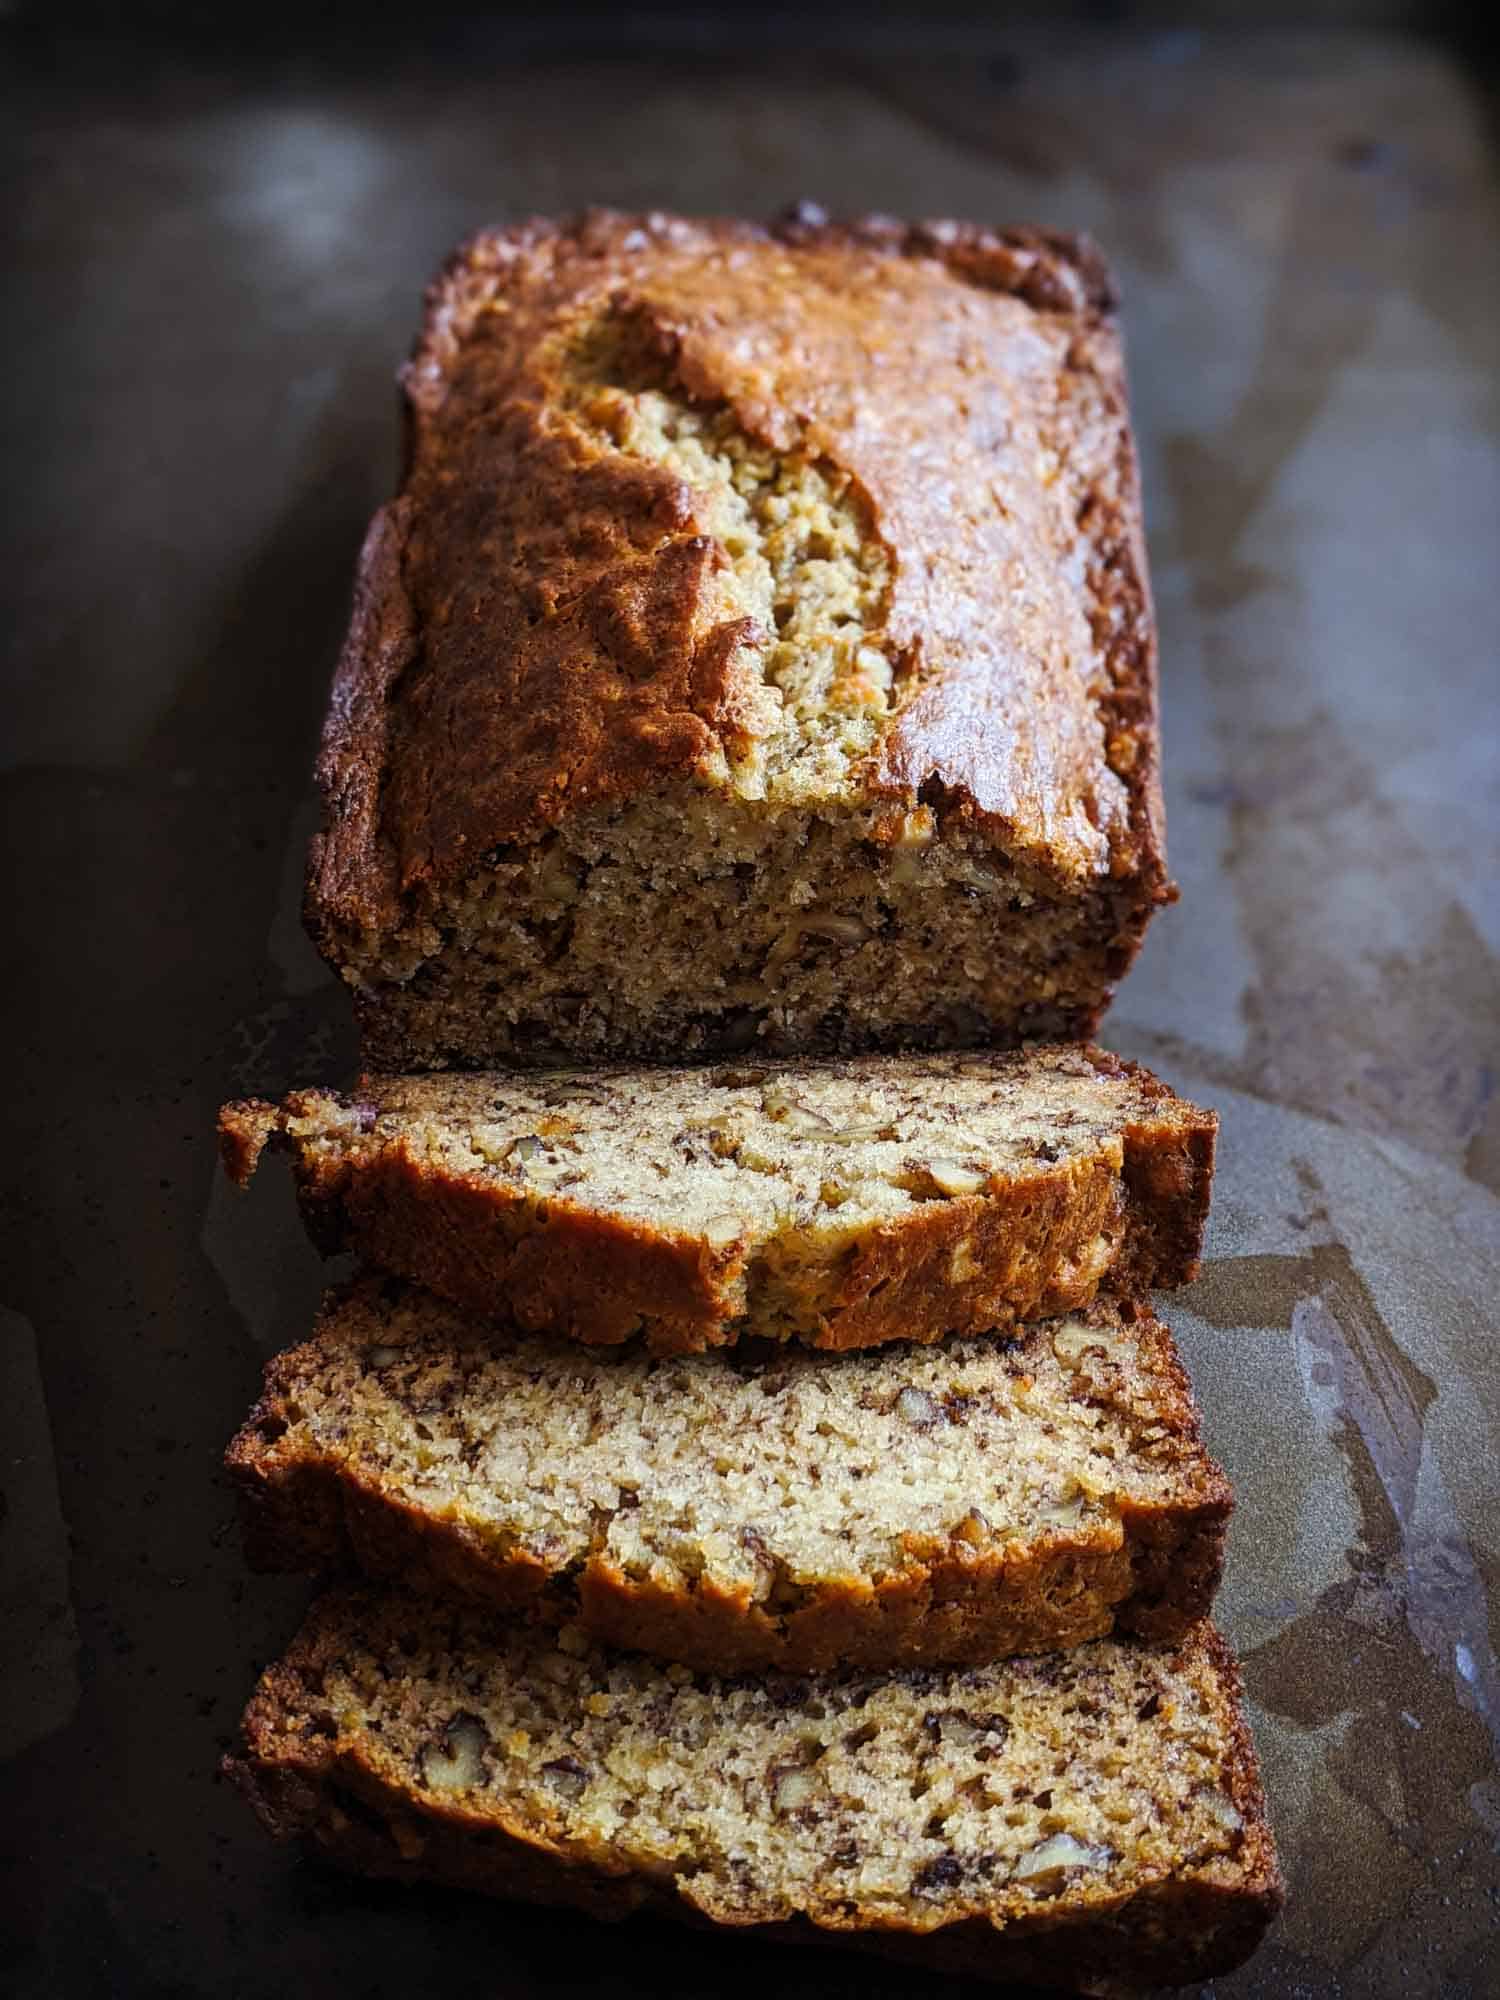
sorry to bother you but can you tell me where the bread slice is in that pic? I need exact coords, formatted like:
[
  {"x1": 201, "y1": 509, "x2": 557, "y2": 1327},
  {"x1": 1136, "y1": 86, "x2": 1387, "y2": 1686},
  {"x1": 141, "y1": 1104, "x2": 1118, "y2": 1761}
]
[
  {"x1": 228, "y1": 1589, "x2": 1281, "y2": 1994},
  {"x1": 304, "y1": 208, "x2": 1169, "y2": 1070},
  {"x1": 227, "y1": 1280, "x2": 1230, "y2": 1672},
  {"x1": 219, "y1": 1045, "x2": 1214, "y2": 1355}
]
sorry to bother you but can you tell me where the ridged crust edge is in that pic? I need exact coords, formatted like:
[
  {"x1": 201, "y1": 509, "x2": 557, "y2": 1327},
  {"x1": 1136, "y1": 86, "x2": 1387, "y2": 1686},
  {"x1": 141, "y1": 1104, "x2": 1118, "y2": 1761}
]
[
  {"x1": 225, "y1": 1292, "x2": 1231, "y2": 1673},
  {"x1": 224, "y1": 1608, "x2": 1282, "y2": 1996},
  {"x1": 217, "y1": 1048, "x2": 1217, "y2": 1356}
]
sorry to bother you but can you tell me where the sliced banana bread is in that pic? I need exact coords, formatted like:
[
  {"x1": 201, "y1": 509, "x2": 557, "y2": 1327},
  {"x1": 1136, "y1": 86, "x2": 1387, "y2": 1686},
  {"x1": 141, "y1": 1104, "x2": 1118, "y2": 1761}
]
[
  {"x1": 305, "y1": 209, "x2": 1169, "y2": 1071},
  {"x1": 228, "y1": 1589, "x2": 1281, "y2": 1993},
  {"x1": 220, "y1": 1045, "x2": 1214, "y2": 1354},
  {"x1": 227, "y1": 1280, "x2": 1229, "y2": 1671}
]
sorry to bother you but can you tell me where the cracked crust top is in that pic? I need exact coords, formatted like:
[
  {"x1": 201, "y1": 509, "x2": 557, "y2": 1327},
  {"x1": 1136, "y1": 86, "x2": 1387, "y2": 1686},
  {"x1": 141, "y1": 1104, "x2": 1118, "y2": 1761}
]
[{"x1": 307, "y1": 206, "x2": 1165, "y2": 950}]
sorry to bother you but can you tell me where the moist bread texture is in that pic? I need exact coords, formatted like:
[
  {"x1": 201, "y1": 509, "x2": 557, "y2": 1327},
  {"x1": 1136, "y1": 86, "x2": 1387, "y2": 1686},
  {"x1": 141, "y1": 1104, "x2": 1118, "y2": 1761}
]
[
  {"x1": 219, "y1": 1045, "x2": 1214, "y2": 1354},
  {"x1": 306, "y1": 206, "x2": 1169, "y2": 1069},
  {"x1": 228, "y1": 1591, "x2": 1281, "y2": 1994},
  {"x1": 227, "y1": 1283, "x2": 1231, "y2": 1671}
]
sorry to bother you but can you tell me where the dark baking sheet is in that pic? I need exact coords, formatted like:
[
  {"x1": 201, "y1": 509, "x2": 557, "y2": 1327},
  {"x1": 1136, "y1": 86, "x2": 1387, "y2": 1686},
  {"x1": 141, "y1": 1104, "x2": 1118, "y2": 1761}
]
[{"x1": 3, "y1": 17, "x2": 1497, "y2": 1996}]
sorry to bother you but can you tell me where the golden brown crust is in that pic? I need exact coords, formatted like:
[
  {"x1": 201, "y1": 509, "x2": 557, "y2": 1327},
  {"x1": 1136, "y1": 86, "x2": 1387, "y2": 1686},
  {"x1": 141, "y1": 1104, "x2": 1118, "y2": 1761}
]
[
  {"x1": 225, "y1": 1291, "x2": 1231, "y2": 1673},
  {"x1": 225, "y1": 1607, "x2": 1282, "y2": 1995},
  {"x1": 304, "y1": 205, "x2": 1167, "y2": 982},
  {"x1": 217, "y1": 1047, "x2": 1216, "y2": 1356},
  {"x1": 1116, "y1": 1095, "x2": 1218, "y2": 1299},
  {"x1": 218, "y1": 1097, "x2": 278, "y2": 1188}
]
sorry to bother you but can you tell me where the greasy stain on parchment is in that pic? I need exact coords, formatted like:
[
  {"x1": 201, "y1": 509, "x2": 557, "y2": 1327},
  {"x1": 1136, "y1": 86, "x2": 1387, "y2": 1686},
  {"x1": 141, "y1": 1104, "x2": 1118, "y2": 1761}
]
[
  {"x1": 1188, "y1": 1163, "x2": 1499, "y2": 1970},
  {"x1": 1224, "y1": 716, "x2": 1496, "y2": 1182}
]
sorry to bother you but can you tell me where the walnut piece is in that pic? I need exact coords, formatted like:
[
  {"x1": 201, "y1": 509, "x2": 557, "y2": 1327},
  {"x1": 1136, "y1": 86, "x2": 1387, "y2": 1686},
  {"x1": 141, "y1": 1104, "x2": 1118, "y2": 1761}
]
[{"x1": 419, "y1": 1713, "x2": 488, "y2": 1791}]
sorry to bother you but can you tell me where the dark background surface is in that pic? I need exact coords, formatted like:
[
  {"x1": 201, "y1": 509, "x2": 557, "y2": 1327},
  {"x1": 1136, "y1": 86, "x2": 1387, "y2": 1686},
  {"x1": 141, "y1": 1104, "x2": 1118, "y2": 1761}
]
[{"x1": 3, "y1": 9, "x2": 1499, "y2": 1997}]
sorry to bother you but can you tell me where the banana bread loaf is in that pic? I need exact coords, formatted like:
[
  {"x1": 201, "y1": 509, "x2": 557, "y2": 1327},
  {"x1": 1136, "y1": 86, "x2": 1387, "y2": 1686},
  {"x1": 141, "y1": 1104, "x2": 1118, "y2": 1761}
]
[
  {"x1": 227, "y1": 1282, "x2": 1231, "y2": 1672},
  {"x1": 306, "y1": 206, "x2": 1169, "y2": 1070},
  {"x1": 228, "y1": 1590, "x2": 1281, "y2": 1993},
  {"x1": 219, "y1": 1046, "x2": 1214, "y2": 1354}
]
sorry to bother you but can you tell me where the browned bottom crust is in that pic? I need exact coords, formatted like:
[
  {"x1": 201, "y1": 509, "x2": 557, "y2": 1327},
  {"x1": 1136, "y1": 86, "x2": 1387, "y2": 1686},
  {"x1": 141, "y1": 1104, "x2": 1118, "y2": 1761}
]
[{"x1": 232, "y1": 1789, "x2": 1279, "y2": 1997}]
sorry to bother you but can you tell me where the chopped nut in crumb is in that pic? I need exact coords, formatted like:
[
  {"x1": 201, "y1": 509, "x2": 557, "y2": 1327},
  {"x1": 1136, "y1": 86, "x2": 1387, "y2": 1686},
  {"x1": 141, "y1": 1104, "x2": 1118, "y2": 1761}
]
[
  {"x1": 897, "y1": 1387, "x2": 943, "y2": 1429},
  {"x1": 418, "y1": 1713, "x2": 488, "y2": 1791},
  {"x1": 771, "y1": 1764, "x2": 819, "y2": 1813}
]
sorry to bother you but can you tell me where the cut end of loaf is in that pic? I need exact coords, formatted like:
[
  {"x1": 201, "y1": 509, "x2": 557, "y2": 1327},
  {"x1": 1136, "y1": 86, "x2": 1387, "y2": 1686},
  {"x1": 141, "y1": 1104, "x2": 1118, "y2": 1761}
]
[{"x1": 325, "y1": 786, "x2": 1154, "y2": 1070}]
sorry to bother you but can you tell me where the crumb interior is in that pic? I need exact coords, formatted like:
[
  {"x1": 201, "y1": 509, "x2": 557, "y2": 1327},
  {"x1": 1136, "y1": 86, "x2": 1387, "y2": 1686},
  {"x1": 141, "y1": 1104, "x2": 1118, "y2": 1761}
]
[
  {"x1": 348, "y1": 791, "x2": 1126, "y2": 1069},
  {"x1": 264, "y1": 1290, "x2": 1208, "y2": 1604},
  {"x1": 274, "y1": 1599, "x2": 1250, "y2": 1929},
  {"x1": 559, "y1": 309, "x2": 902, "y2": 802},
  {"x1": 282, "y1": 1048, "x2": 1181, "y2": 1337}
]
